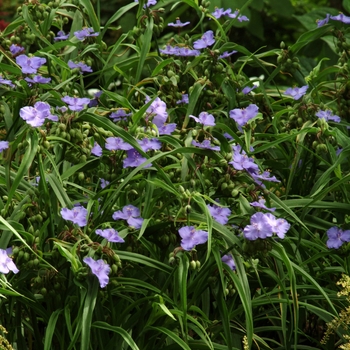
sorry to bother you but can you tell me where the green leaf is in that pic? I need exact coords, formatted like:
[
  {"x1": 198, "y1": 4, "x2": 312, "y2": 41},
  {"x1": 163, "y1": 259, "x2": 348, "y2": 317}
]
[{"x1": 92, "y1": 321, "x2": 140, "y2": 350}]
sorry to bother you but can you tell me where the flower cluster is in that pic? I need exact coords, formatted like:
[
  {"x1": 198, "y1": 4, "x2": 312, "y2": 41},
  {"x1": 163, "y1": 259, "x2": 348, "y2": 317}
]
[
  {"x1": 178, "y1": 226, "x2": 208, "y2": 251},
  {"x1": 243, "y1": 212, "x2": 290, "y2": 240},
  {"x1": 113, "y1": 205, "x2": 144, "y2": 229},
  {"x1": 326, "y1": 227, "x2": 350, "y2": 249}
]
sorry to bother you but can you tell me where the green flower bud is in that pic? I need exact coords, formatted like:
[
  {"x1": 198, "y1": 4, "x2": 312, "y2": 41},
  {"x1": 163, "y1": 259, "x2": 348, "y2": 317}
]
[{"x1": 190, "y1": 260, "x2": 197, "y2": 270}]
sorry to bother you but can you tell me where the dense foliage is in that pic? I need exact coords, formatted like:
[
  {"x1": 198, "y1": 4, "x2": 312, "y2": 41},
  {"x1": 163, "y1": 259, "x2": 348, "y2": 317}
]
[{"x1": 2, "y1": 0, "x2": 350, "y2": 349}]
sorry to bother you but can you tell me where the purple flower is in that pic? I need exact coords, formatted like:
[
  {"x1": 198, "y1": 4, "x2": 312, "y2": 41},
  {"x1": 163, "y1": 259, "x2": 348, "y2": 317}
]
[
  {"x1": 134, "y1": 0, "x2": 157, "y2": 8},
  {"x1": 54, "y1": 30, "x2": 69, "y2": 41},
  {"x1": 68, "y1": 60, "x2": 93, "y2": 73},
  {"x1": 61, "y1": 206, "x2": 88, "y2": 227},
  {"x1": 9, "y1": 44, "x2": 24, "y2": 56},
  {"x1": 243, "y1": 212, "x2": 273, "y2": 240},
  {"x1": 330, "y1": 13, "x2": 350, "y2": 24},
  {"x1": 74, "y1": 28, "x2": 99, "y2": 41},
  {"x1": 207, "y1": 203, "x2": 231, "y2": 225},
  {"x1": 138, "y1": 138, "x2": 162, "y2": 151},
  {"x1": 229, "y1": 145, "x2": 259, "y2": 175},
  {"x1": 112, "y1": 205, "x2": 144, "y2": 229},
  {"x1": 168, "y1": 19, "x2": 190, "y2": 27},
  {"x1": 158, "y1": 123, "x2": 177, "y2": 135},
  {"x1": 176, "y1": 94, "x2": 189, "y2": 104},
  {"x1": 61, "y1": 96, "x2": 91, "y2": 111},
  {"x1": 91, "y1": 142, "x2": 102, "y2": 156},
  {"x1": 193, "y1": 30, "x2": 215, "y2": 49},
  {"x1": 0, "y1": 76, "x2": 15, "y2": 88},
  {"x1": 230, "y1": 104, "x2": 259, "y2": 127},
  {"x1": 83, "y1": 257, "x2": 110, "y2": 288},
  {"x1": 211, "y1": 8, "x2": 226, "y2": 19},
  {"x1": 190, "y1": 112, "x2": 216, "y2": 126},
  {"x1": 16, "y1": 55, "x2": 46, "y2": 74},
  {"x1": 336, "y1": 147, "x2": 343, "y2": 156},
  {"x1": 145, "y1": 96, "x2": 168, "y2": 128},
  {"x1": 25, "y1": 75, "x2": 51, "y2": 84},
  {"x1": 20, "y1": 102, "x2": 58, "y2": 127},
  {"x1": 56, "y1": 106, "x2": 68, "y2": 113},
  {"x1": 105, "y1": 137, "x2": 133, "y2": 151},
  {"x1": 250, "y1": 198, "x2": 276, "y2": 212},
  {"x1": 88, "y1": 91, "x2": 102, "y2": 107},
  {"x1": 285, "y1": 85, "x2": 308, "y2": 100},
  {"x1": 123, "y1": 149, "x2": 151, "y2": 168},
  {"x1": 177, "y1": 47, "x2": 201, "y2": 57},
  {"x1": 96, "y1": 228, "x2": 125, "y2": 243},
  {"x1": 0, "y1": 248, "x2": 19, "y2": 274},
  {"x1": 109, "y1": 110, "x2": 131, "y2": 122},
  {"x1": 218, "y1": 50, "x2": 237, "y2": 59},
  {"x1": 264, "y1": 213, "x2": 290, "y2": 239},
  {"x1": 100, "y1": 178, "x2": 110, "y2": 189},
  {"x1": 317, "y1": 14, "x2": 330, "y2": 27},
  {"x1": 326, "y1": 226, "x2": 350, "y2": 249},
  {"x1": 223, "y1": 132, "x2": 233, "y2": 140},
  {"x1": 192, "y1": 140, "x2": 220, "y2": 151},
  {"x1": 221, "y1": 254, "x2": 236, "y2": 271},
  {"x1": 178, "y1": 226, "x2": 208, "y2": 251},
  {"x1": 0, "y1": 141, "x2": 9, "y2": 152},
  {"x1": 252, "y1": 171, "x2": 280, "y2": 183},
  {"x1": 242, "y1": 85, "x2": 257, "y2": 95},
  {"x1": 227, "y1": 10, "x2": 249, "y2": 22},
  {"x1": 160, "y1": 45, "x2": 179, "y2": 55},
  {"x1": 316, "y1": 109, "x2": 341, "y2": 123}
]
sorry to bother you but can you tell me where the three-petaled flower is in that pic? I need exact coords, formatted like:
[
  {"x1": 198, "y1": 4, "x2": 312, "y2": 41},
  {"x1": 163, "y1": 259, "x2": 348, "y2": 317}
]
[
  {"x1": 112, "y1": 205, "x2": 144, "y2": 229},
  {"x1": 0, "y1": 248, "x2": 19, "y2": 274},
  {"x1": 61, "y1": 96, "x2": 91, "y2": 112},
  {"x1": 229, "y1": 104, "x2": 259, "y2": 127},
  {"x1": 16, "y1": 54, "x2": 46, "y2": 74},
  {"x1": 83, "y1": 257, "x2": 110, "y2": 288},
  {"x1": 285, "y1": 85, "x2": 308, "y2": 100},
  {"x1": 95, "y1": 228, "x2": 125, "y2": 243},
  {"x1": 316, "y1": 109, "x2": 341, "y2": 123},
  {"x1": 221, "y1": 254, "x2": 236, "y2": 271},
  {"x1": 20, "y1": 102, "x2": 58, "y2": 127},
  {"x1": 190, "y1": 112, "x2": 216, "y2": 126},
  {"x1": 61, "y1": 206, "x2": 88, "y2": 227},
  {"x1": 207, "y1": 203, "x2": 231, "y2": 225},
  {"x1": 326, "y1": 226, "x2": 350, "y2": 249},
  {"x1": 193, "y1": 30, "x2": 215, "y2": 49},
  {"x1": 178, "y1": 226, "x2": 208, "y2": 251}
]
